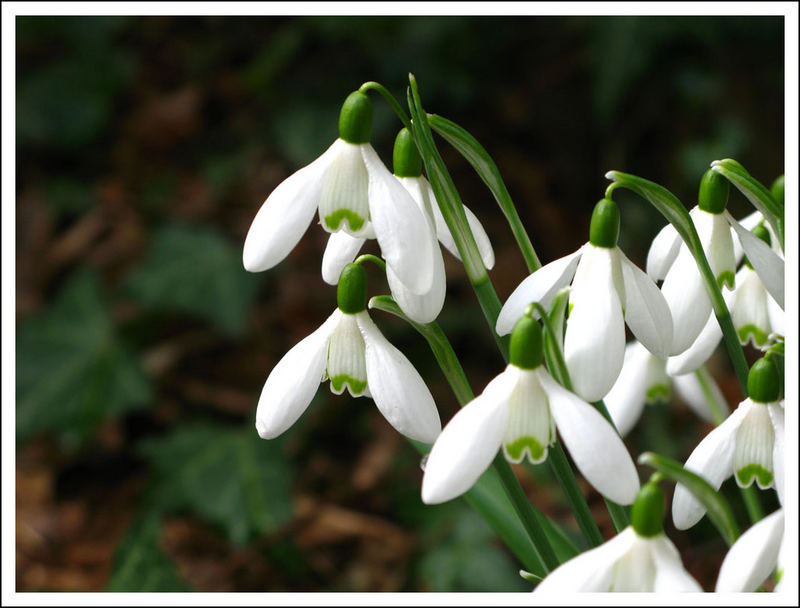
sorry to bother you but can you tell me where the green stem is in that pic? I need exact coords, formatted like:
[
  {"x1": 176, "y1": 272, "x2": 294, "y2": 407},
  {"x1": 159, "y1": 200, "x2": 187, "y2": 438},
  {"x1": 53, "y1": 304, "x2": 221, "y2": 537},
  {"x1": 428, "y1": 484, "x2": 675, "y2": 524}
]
[
  {"x1": 547, "y1": 443, "x2": 603, "y2": 547},
  {"x1": 358, "y1": 81, "x2": 412, "y2": 132},
  {"x1": 354, "y1": 253, "x2": 386, "y2": 272},
  {"x1": 740, "y1": 485, "x2": 764, "y2": 524}
]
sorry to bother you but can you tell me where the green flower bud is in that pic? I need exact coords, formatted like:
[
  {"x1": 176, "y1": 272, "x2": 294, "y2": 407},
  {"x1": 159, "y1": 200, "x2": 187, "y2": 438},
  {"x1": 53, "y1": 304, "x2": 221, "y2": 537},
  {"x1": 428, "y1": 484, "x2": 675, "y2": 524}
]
[
  {"x1": 698, "y1": 169, "x2": 729, "y2": 214},
  {"x1": 631, "y1": 480, "x2": 665, "y2": 537},
  {"x1": 509, "y1": 316, "x2": 543, "y2": 370},
  {"x1": 337, "y1": 263, "x2": 368, "y2": 314},
  {"x1": 747, "y1": 357, "x2": 780, "y2": 404},
  {"x1": 770, "y1": 175, "x2": 784, "y2": 207},
  {"x1": 392, "y1": 128, "x2": 422, "y2": 178},
  {"x1": 589, "y1": 198, "x2": 620, "y2": 248},
  {"x1": 338, "y1": 91, "x2": 373, "y2": 144}
]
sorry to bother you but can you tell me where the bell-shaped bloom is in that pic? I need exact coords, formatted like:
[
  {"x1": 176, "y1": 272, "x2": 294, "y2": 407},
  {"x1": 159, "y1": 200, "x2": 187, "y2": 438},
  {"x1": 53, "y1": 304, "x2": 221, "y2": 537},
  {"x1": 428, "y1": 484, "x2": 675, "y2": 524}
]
[
  {"x1": 672, "y1": 398, "x2": 784, "y2": 530},
  {"x1": 497, "y1": 241, "x2": 673, "y2": 402},
  {"x1": 255, "y1": 307, "x2": 441, "y2": 444},
  {"x1": 716, "y1": 508, "x2": 784, "y2": 592},
  {"x1": 605, "y1": 341, "x2": 729, "y2": 436},
  {"x1": 421, "y1": 363, "x2": 640, "y2": 506},
  {"x1": 533, "y1": 526, "x2": 702, "y2": 592}
]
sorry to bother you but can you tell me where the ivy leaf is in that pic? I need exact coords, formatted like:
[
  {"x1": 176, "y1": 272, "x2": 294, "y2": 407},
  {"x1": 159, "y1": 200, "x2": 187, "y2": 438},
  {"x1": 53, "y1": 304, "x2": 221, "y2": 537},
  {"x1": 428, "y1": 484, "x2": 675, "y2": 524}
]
[
  {"x1": 125, "y1": 223, "x2": 260, "y2": 336},
  {"x1": 137, "y1": 424, "x2": 293, "y2": 545},
  {"x1": 107, "y1": 513, "x2": 190, "y2": 591},
  {"x1": 16, "y1": 271, "x2": 151, "y2": 444}
]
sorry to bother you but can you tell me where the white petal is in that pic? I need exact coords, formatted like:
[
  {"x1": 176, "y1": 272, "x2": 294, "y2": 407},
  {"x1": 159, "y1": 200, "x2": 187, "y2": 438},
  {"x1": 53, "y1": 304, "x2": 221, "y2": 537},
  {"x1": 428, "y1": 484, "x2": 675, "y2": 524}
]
[
  {"x1": 768, "y1": 403, "x2": 784, "y2": 504},
  {"x1": 321, "y1": 231, "x2": 366, "y2": 285},
  {"x1": 672, "y1": 368, "x2": 730, "y2": 424},
  {"x1": 661, "y1": 243, "x2": 712, "y2": 355},
  {"x1": 357, "y1": 311, "x2": 441, "y2": 443},
  {"x1": 716, "y1": 508, "x2": 784, "y2": 592},
  {"x1": 421, "y1": 368, "x2": 517, "y2": 504},
  {"x1": 732, "y1": 210, "x2": 763, "y2": 263},
  {"x1": 255, "y1": 310, "x2": 340, "y2": 439},
  {"x1": 502, "y1": 368, "x2": 555, "y2": 464},
  {"x1": 318, "y1": 141, "x2": 371, "y2": 235},
  {"x1": 733, "y1": 401, "x2": 775, "y2": 489},
  {"x1": 728, "y1": 213, "x2": 785, "y2": 309},
  {"x1": 243, "y1": 140, "x2": 340, "y2": 272},
  {"x1": 730, "y1": 266, "x2": 772, "y2": 347},
  {"x1": 538, "y1": 369, "x2": 640, "y2": 505},
  {"x1": 564, "y1": 246, "x2": 625, "y2": 402},
  {"x1": 672, "y1": 403, "x2": 748, "y2": 529},
  {"x1": 665, "y1": 310, "x2": 721, "y2": 375},
  {"x1": 647, "y1": 222, "x2": 681, "y2": 281},
  {"x1": 619, "y1": 251, "x2": 674, "y2": 358},
  {"x1": 326, "y1": 312, "x2": 368, "y2": 397},
  {"x1": 649, "y1": 535, "x2": 703, "y2": 592},
  {"x1": 604, "y1": 342, "x2": 660, "y2": 437},
  {"x1": 363, "y1": 145, "x2": 435, "y2": 295},
  {"x1": 534, "y1": 527, "x2": 639, "y2": 593},
  {"x1": 495, "y1": 248, "x2": 582, "y2": 336},
  {"x1": 702, "y1": 210, "x2": 737, "y2": 288},
  {"x1": 386, "y1": 241, "x2": 446, "y2": 324},
  {"x1": 767, "y1": 293, "x2": 784, "y2": 338}
]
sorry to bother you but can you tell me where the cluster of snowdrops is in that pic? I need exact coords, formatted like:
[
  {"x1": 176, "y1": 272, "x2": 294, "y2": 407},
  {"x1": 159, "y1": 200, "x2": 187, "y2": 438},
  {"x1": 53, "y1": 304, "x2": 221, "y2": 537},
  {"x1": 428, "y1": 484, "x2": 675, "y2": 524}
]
[{"x1": 241, "y1": 76, "x2": 786, "y2": 593}]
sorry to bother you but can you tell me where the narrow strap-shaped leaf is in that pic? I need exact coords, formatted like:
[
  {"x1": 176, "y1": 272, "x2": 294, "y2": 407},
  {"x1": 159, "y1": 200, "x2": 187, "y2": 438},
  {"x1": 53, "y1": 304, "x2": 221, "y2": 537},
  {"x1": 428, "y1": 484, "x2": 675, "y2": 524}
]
[
  {"x1": 638, "y1": 452, "x2": 740, "y2": 546},
  {"x1": 428, "y1": 114, "x2": 542, "y2": 272}
]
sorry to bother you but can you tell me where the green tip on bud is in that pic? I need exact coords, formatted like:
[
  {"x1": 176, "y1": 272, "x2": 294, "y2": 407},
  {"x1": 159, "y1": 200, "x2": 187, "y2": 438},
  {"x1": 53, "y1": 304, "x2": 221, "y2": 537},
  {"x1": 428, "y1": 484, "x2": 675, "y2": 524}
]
[
  {"x1": 393, "y1": 128, "x2": 422, "y2": 177},
  {"x1": 337, "y1": 263, "x2": 368, "y2": 314},
  {"x1": 338, "y1": 91, "x2": 373, "y2": 144},
  {"x1": 698, "y1": 168, "x2": 730, "y2": 214},
  {"x1": 589, "y1": 198, "x2": 620, "y2": 248},
  {"x1": 770, "y1": 175, "x2": 784, "y2": 207},
  {"x1": 509, "y1": 316, "x2": 543, "y2": 370},
  {"x1": 748, "y1": 357, "x2": 780, "y2": 403},
  {"x1": 631, "y1": 480, "x2": 665, "y2": 537}
]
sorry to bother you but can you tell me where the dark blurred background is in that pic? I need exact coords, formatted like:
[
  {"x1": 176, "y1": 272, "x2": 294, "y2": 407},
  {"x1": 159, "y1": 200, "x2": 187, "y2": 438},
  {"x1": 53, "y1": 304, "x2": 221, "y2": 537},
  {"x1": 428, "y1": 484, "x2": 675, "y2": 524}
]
[{"x1": 16, "y1": 15, "x2": 783, "y2": 592}]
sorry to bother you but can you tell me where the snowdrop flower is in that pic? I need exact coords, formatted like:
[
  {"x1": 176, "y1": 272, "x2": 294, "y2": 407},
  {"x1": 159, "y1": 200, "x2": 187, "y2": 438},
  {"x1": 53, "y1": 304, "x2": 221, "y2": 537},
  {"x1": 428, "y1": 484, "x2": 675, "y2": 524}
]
[
  {"x1": 321, "y1": 128, "x2": 494, "y2": 324},
  {"x1": 421, "y1": 315, "x2": 640, "y2": 506},
  {"x1": 716, "y1": 508, "x2": 784, "y2": 592},
  {"x1": 243, "y1": 91, "x2": 437, "y2": 297},
  {"x1": 672, "y1": 358, "x2": 784, "y2": 529},
  {"x1": 535, "y1": 481, "x2": 702, "y2": 592},
  {"x1": 605, "y1": 341, "x2": 729, "y2": 436},
  {"x1": 255, "y1": 263, "x2": 441, "y2": 443},
  {"x1": 497, "y1": 198, "x2": 673, "y2": 402}
]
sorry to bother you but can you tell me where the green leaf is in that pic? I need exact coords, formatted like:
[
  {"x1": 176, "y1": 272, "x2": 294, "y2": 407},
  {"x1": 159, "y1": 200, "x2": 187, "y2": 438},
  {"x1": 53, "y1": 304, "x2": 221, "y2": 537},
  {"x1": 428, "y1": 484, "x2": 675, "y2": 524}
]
[
  {"x1": 138, "y1": 424, "x2": 293, "y2": 545},
  {"x1": 107, "y1": 513, "x2": 190, "y2": 591},
  {"x1": 125, "y1": 223, "x2": 260, "y2": 336},
  {"x1": 638, "y1": 451, "x2": 740, "y2": 546},
  {"x1": 16, "y1": 271, "x2": 151, "y2": 444}
]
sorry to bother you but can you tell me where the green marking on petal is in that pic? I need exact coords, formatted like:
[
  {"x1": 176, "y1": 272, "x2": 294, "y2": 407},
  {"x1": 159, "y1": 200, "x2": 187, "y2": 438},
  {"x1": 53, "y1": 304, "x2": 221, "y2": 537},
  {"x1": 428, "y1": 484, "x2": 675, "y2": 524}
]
[
  {"x1": 324, "y1": 209, "x2": 366, "y2": 233},
  {"x1": 645, "y1": 384, "x2": 670, "y2": 404},
  {"x1": 738, "y1": 324, "x2": 769, "y2": 348},
  {"x1": 503, "y1": 436, "x2": 548, "y2": 465},
  {"x1": 735, "y1": 464, "x2": 773, "y2": 489},
  {"x1": 717, "y1": 270, "x2": 735, "y2": 290},
  {"x1": 329, "y1": 374, "x2": 367, "y2": 396}
]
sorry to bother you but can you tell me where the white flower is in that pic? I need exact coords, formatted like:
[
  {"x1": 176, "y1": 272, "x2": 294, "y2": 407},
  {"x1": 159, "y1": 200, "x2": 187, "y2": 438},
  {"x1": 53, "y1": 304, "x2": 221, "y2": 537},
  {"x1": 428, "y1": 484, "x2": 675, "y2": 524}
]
[
  {"x1": 421, "y1": 363, "x2": 640, "y2": 506},
  {"x1": 255, "y1": 307, "x2": 441, "y2": 444},
  {"x1": 672, "y1": 398, "x2": 784, "y2": 530},
  {"x1": 716, "y1": 508, "x2": 784, "y2": 592},
  {"x1": 243, "y1": 140, "x2": 437, "y2": 297},
  {"x1": 496, "y1": 240, "x2": 673, "y2": 403},
  {"x1": 605, "y1": 341, "x2": 729, "y2": 436},
  {"x1": 533, "y1": 527, "x2": 702, "y2": 592}
]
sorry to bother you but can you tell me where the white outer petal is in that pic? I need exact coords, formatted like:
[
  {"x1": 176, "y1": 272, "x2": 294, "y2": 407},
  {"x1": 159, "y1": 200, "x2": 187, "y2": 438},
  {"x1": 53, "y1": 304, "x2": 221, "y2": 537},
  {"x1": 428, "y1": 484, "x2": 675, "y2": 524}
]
[
  {"x1": 647, "y1": 222, "x2": 681, "y2": 281},
  {"x1": 538, "y1": 369, "x2": 640, "y2": 505},
  {"x1": 255, "y1": 310, "x2": 340, "y2": 439},
  {"x1": 672, "y1": 403, "x2": 749, "y2": 529},
  {"x1": 620, "y1": 250, "x2": 674, "y2": 358},
  {"x1": 672, "y1": 368, "x2": 730, "y2": 424},
  {"x1": 716, "y1": 508, "x2": 783, "y2": 592},
  {"x1": 661, "y1": 242, "x2": 712, "y2": 355},
  {"x1": 362, "y1": 145, "x2": 435, "y2": 295},
  {"x1": 666, "y1": 310, "x2": 722, "y2": 375},
  {"x1": 564, "y1": 246, "x2": 625, "y2": 402},
  {"x1": 768, "y1": 403, "x2": 784, "y2": 504},
  {"x1": 495, "y1": 248, "x2": 583, "y2": 336},
  {"x1": 727, "y1": 213, "x2": 785, "y2": 309},
  {"x1": 421, "y1": 367, "x2": 517, "y2": 504},
  {"x1": 356, "y1": 311, "x2": 441, "y2": 443},
  {"x1": 321, "y1": 231, "x2": 366, "y2": 285},
  {"x1": 243, "y1": 140, "x2": 340, "y2": 272},
  {"x1": 604, "y1": 342, "x2": 655, "y2": 437},
  {"x1": 386, "y1": 241, "x2": 446, "y2": 324},
  {"x1": 649, "y1": 534, "x2": 704, "y2": 592},
  {"x1": 732, "y1": 210, "x2": 763, "y2": 263}
]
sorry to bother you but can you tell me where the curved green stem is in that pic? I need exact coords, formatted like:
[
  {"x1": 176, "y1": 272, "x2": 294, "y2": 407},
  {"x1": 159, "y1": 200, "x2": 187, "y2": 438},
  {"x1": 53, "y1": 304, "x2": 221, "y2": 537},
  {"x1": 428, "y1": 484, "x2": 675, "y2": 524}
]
[
  {"x1": 358, "y1": 81, "x2": 412, "y2": 133},
  {"x1": 354, "y1": 253, "x2": 386, "y2": 272}
]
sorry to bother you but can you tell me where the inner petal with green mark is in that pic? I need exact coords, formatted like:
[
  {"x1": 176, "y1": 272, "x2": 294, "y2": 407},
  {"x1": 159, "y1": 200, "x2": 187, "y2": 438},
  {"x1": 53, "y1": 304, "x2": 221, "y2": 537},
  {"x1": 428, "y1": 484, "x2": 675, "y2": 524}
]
[
  {"x1": 733, "y1": 401, "x2": 774, "y2": 490},
  {"x1": 318, "y1": 143, "x2": 370, "y2": 236},
  {"x1": 502, "y1": 369, "x2": 555, "y2": 465},
  {"x1": 737, "y1": 324, "x2": 769, "y2": 348},
  {"x1": 645, "y1": 384, "x2": 671, "y2": 405},
  {"x1": 327, "y1": 313, "x2": 368, "y2": 397}
]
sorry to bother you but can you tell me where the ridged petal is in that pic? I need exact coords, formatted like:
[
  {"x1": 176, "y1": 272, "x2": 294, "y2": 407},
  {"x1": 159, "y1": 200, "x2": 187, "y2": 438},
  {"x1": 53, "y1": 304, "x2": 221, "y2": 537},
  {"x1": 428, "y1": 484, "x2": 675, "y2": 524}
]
[
  {"x1": 768, "y1": 403, "x2": 784, "y2": 504},
  {"x1": 495, "y1": 248, "x2": 582, "y2": 336},
  {"x1": 716, "y1": 508, "x2": 783, "y2": 592},
  {"x1": 243, "y1": 140, "x2": 340, "y2": 272},
  {"x1": 357, "y1": 312, "x2": 441, "y2": 443},
  {"x1": 255, "y1": 310, "x2": 340, "y2": 439},
  {"x1": 620, "y1": 251, "x2": 674, "y2": 358},
  {"x1": 321, "y1": 231, "x2": 366, "y2": 285},
  {"x1": 646, "y1": 222, "x2": 681, "y2": 281},
  {"x1": 363, "y1": 145, "x2": 435, "y2": 295},
  {"x1": 421, "y1": 367, "x2": 517, "y2": 504},
  {"x1": 728, "y1": 213, "x2": 785, "y2": 309},
  {"x1": 672, "y1": 368, "x2": 730, "y2": 424},
  {"x1": 538, "y1": 369, "x2": 640, "y2": 505},
  {"x1": 730, "y1": 266, "x2": 771, "y2": 347},
  {"x1": 649, "y1": 535, "x2": 703, "y2": 592},
  {"x1": 702, "y1": 210, "x2": 737, "y2": 288}
]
